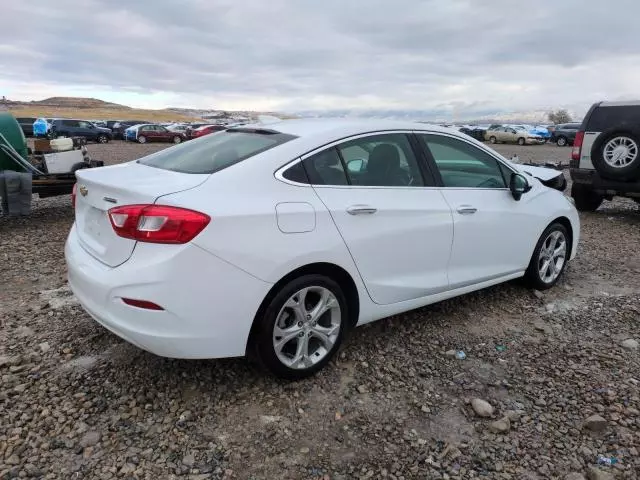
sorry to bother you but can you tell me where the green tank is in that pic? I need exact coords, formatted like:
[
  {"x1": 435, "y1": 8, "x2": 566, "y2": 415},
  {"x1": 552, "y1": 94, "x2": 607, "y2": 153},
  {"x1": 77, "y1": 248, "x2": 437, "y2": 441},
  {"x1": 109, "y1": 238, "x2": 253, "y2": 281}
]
[{"x1": 0, "y1": 113, "x2": 29, "y2": 172}]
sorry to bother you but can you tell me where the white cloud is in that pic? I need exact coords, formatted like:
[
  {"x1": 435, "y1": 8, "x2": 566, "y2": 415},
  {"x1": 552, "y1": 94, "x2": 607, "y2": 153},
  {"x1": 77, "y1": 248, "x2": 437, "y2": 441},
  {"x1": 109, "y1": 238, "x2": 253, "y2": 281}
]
[{"x1": 1, "y1": 0, "x2": 639, "y2": 118}]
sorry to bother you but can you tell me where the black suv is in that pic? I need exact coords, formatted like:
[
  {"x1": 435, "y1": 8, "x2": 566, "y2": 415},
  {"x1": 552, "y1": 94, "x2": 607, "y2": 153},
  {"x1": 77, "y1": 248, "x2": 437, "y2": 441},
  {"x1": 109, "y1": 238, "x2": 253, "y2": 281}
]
[
  {"x1": 51, "y1": 119, "x2": 113, "y2": 143},
  {"x1": 570, "y1": 101, "x2": 640, "y2": 211},
  {"x1": 551, "y1": 123, "x2": 581, "y2": 147},
  {"x1": 16, "y1": 117, "x2": 36, "y2": 137}
]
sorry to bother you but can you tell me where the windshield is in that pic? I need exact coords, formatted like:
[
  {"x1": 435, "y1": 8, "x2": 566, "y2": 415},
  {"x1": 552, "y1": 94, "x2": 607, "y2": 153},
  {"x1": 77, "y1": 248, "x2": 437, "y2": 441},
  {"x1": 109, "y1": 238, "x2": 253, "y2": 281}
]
[{"x1": 138, "y1": 129, "x2": 297, "y2": 174}]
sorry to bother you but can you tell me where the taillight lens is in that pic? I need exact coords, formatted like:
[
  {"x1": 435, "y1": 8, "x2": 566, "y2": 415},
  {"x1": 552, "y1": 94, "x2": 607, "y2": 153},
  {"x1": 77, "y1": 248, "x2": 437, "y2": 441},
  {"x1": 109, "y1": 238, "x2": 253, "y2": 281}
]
[
  {"x1": 571, "y1": 131, "x2": 584, "y2": 161},
  {"x1": 108, "y1": 205, "x2": 210, "y2": 244},
  {"x1": 71, "y1": 183, "x2": 77, "y2": 209}
]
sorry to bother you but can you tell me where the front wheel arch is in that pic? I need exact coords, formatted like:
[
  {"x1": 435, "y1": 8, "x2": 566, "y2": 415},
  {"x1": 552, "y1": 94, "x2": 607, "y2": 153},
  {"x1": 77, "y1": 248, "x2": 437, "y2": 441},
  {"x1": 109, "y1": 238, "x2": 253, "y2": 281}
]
[{"x1": 247, "y1": 262, "x2": 360, "y2": 355}]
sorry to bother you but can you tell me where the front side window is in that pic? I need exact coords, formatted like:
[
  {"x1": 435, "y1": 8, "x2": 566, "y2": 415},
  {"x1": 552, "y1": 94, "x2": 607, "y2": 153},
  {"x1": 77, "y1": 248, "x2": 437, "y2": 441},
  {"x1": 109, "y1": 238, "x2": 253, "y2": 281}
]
[
  {"x1": 420, "y1": 134, "x2": 507, "y2": 189},
  {"x1": 336, "y1": 133, "x2": 424, "y2": 187}
]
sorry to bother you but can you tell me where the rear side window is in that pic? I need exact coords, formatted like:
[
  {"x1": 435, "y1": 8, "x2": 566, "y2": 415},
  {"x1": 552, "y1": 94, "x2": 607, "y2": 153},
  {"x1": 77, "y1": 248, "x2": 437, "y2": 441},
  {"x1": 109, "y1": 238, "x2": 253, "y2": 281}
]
[
  {"x1": 139, "y1": 130, "x2": 297, "y2": 174},
  {"x1": 587, "y1": 106, "x2": 640, "y2": 131}
]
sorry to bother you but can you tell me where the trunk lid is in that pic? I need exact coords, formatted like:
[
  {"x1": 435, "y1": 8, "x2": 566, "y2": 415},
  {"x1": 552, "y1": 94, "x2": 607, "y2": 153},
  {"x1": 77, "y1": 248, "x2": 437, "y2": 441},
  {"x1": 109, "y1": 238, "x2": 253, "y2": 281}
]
[{"x1": 74, "y1": 161, "x2": 209, "y2": 267}]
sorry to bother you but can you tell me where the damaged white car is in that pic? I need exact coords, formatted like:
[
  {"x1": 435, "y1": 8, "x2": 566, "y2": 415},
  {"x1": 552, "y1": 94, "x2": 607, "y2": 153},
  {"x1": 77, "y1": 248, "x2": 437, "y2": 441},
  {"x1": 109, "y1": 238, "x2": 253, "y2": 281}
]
[{"x1": 66, "y1": 119, "x2": 579, "y2": 379}]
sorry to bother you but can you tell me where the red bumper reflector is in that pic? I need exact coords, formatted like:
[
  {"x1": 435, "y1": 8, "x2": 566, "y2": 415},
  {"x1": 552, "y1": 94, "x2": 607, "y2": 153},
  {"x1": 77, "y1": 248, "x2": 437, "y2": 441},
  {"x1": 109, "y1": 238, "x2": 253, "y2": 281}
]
[{"x1": 122, "y1": 298, "x2": 164, "y2": 310}]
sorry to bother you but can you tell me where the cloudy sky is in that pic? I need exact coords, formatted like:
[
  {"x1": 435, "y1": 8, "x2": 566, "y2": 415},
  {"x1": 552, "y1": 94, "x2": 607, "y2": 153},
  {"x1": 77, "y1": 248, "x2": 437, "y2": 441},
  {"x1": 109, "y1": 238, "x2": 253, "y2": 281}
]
[{"x1": 1, "y1": 0, "x2": 639, "y2": 119}]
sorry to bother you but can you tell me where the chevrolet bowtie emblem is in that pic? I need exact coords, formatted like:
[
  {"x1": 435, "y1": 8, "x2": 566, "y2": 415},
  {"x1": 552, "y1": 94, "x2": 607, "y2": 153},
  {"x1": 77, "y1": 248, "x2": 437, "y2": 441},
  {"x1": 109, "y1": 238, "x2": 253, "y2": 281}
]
[{"x1": 79, "y1": 185, "x2": 88, "y2": 197}]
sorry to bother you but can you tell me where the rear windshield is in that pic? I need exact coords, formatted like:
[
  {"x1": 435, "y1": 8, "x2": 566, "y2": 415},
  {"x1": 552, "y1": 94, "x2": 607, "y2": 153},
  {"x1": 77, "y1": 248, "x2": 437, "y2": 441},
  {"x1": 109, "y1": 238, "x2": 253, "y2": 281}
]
[{"x1": 138, "y1": 129, "x2": 297, "y2": 174}]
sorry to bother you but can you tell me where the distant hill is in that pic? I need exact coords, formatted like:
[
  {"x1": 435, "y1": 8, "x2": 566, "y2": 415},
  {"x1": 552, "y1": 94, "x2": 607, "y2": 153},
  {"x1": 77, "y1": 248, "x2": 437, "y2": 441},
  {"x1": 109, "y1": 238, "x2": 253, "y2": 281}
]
[{"x1": 29, "y1": 97, "x2": 129, "y2": 109}]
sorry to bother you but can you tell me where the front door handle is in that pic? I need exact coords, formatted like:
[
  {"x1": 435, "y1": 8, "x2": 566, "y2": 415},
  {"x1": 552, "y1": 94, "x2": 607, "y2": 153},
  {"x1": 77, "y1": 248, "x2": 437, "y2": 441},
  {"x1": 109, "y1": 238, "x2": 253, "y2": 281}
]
[
  {"x1": 456, "y1": 205, "x2": 477, "y2": 215},
  {"x1": 347, "y1": 205, "x2": 377, "y2": 215}
]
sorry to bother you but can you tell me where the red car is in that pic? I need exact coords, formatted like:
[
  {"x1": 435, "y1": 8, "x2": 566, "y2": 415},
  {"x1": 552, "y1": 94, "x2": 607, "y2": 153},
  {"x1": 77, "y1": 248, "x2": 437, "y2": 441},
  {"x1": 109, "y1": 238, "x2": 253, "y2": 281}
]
[
  {"x1": 128, "y1": 124, "x2": 186, "y2": 144},
  {"x1": 188, "y1": 124, "x2": 226, "y2": 139}
]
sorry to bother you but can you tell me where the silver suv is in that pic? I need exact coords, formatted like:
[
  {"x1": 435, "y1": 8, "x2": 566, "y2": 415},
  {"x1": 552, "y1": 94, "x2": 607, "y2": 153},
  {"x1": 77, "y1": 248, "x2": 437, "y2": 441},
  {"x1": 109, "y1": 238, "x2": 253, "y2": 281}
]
[{"x1": 570, "y1": 101, "x2": 640, "y2": 211}]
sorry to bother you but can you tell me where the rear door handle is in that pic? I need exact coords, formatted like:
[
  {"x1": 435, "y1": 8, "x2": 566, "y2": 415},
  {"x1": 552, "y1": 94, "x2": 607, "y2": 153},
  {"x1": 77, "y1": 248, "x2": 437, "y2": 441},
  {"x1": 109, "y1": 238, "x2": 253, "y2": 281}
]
[
  {"x1": 456, "y1": 205, "x2": 477, "y2": 215},
  {"x1": 347, "y1": 205, "x2": 377, "y2": 215}
]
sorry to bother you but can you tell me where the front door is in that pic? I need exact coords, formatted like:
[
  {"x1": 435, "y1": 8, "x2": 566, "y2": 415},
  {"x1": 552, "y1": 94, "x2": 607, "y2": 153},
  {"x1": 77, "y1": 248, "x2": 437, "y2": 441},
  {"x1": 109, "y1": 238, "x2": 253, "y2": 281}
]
[
  {"x1": 417, "y1": 133, "x2": 540, "y2": 289},
  {"x1": 303, "y1": 132, "x2": 454, "y2": 305}
]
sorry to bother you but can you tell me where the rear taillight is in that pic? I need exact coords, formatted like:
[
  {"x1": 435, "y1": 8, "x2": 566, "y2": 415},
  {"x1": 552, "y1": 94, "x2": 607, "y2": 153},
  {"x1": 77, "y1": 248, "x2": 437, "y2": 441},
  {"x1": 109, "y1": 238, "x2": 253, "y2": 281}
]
[
  {"x1": 571, "y1": 131, "x2": 584, "y2": 161},
  {"x1": 108, "y1": 205, "x2": 210, "y2": 244},
  {"x1": 71, "y1": 183, "x2": 77, "y2": 209}
]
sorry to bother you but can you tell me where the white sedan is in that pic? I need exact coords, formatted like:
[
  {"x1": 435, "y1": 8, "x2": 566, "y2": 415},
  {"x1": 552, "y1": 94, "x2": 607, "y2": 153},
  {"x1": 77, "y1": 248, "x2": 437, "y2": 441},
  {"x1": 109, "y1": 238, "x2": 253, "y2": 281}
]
[{"x1": 65, "y1": 119, "x2": 579, "y2": 379}]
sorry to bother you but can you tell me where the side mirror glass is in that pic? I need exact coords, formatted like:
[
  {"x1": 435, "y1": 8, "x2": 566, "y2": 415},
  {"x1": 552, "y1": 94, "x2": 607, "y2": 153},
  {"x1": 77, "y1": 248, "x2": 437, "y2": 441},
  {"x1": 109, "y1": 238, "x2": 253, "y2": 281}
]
[
  {"x1": 510, "y1": 173, "x2": 531, "y2": 201},
  {"x1": 347, "y1": 158, "x2": 365, "y2": 173}
]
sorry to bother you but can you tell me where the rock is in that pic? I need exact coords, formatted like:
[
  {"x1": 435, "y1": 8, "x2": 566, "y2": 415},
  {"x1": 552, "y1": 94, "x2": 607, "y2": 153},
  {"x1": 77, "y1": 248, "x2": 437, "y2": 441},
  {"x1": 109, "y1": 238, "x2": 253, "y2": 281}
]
[
  {"x1": 620, "y1": 338, "x2": 638, "y2": 350},
  {"x1": 182, "y1": 453, "x2": 195, "y2": 467},
  {"x1": 565, "y1": 474, "x2": 586, "y2": 480},
  {"x1": 471, "y1": 398, "x2": 494, "y2": 417},
  {"x1": 445, "y1": 350, "x2": 456, "y2": 357},
  {"x1": 534, "y1": 321, "x2": 552, "y2": 334},
  {"x1": 584, "y1": 414, "x2": 607, "y2": 432},
  {"x1": 79, "y1": 431, "x2": 101, "y2": 448},
  {"x1": 489, "y1": 416, "x2": 511, "y2": 433},
  {"x1": 300, "y1": 447, "x2": 310, "y2": 454},
  {"x1": 533, "y1": 290, "x2": 544, "y2": 299},
  {"x1": 13, "y1": 384, "x2": 27, "y2": 393},
  {"x1": 39, "y1": 342, "x2": 50, "y2": 353},
  {"x1": 535, "y1": 398, "x2": 547, "y2": 407},
  {"x1": 5, "y1": 454, "x2": 20, "y2": 465},
  {"x1": 357, "y1": 385, "x2": 368, "y2": 394},
  {"x1": 586, "y1": 467, "x2": 614, "y2": 480},
  {"x1": 504, "y1": 410, "x2": 525, "y2": 422},
  {"x1": 16, "y1": 326, "x2": 34, "y2": 337}
]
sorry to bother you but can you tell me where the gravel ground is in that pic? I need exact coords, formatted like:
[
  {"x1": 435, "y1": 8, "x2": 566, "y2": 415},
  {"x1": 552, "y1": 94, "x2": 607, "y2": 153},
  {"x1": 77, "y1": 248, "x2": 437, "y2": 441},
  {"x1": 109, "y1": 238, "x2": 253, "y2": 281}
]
[{"x1": 1, "y1": 141, "x2": 639, "y2": 480}]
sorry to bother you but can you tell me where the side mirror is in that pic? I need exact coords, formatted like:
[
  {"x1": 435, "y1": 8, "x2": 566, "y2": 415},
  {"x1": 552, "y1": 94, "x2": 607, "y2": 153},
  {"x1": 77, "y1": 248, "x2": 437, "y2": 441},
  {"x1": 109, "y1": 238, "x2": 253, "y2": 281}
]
[
  {"x1": 347, "y1": 158, "x2": 365, "y2": 173},
  {"x1": 510, "y1": 173, "x2": 531, "y2": 201}
]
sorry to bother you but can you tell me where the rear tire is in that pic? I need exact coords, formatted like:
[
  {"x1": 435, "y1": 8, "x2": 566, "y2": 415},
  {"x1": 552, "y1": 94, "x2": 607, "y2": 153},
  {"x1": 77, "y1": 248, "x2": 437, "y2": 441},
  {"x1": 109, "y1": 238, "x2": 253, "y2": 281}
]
[
  {"x1": 517, "y1": 137, "x2": 526, "y2": 146},
  {"x1": 571, "y1": 184, "x2": 603, "y2": 212},
  {"x1": 556, "y1": 136, "x2": 568, "y2": 147},
  {"x1": 591, "y1": 130, "x2": 640, "y2": 181},
  {"x1": 138, "y1": 135, "x2": 147, "y2": 144},
  {"x1": 524, "y1": 223, "x2": 570, "y2": 290},
  {"x1": 173, "y1": 136, "x2": 182, "y2": 144},
  {"x1": 251, "y1": 274, "x2": 349, "y2": 380}
]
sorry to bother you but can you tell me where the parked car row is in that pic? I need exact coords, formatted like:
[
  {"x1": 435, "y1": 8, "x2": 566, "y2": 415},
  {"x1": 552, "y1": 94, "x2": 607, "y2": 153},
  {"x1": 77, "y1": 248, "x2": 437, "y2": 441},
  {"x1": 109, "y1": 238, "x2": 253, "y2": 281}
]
[{"x1": 12, "y1": 115, "x2": 228, "y2": 145}]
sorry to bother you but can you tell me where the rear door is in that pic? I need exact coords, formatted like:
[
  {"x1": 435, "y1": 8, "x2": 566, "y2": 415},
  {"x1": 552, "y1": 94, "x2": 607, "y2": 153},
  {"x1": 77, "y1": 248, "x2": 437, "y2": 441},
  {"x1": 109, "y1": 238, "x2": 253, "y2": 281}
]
[
  {"x1": 417, "y1": 132, "x2": 539, "y2": 288},
  {"x1": 74, "y1": 162, "x2": 209, "y2": 266},
  {"x1": 299, "y1": 132, "x2": 454, "y2": 305},
  {"x1": 156, "y1": 126, "x2": 172, "y2": 141},
  {"x1": 77, "y1": 121, "x2": 95, "y2": 139}
]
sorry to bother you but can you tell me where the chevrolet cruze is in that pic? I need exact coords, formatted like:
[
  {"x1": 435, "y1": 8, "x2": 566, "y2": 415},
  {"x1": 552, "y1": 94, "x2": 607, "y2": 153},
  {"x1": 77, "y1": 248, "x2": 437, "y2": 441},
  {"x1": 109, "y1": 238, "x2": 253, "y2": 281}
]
[{"x1": 66, "y1": 119, "x2": 580, "y2": 379}]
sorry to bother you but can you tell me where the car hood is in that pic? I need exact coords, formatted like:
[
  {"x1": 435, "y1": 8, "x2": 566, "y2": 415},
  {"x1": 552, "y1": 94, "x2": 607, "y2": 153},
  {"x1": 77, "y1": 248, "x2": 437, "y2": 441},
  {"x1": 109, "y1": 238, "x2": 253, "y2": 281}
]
[{"x1": 506, "y1": 161, "x2": 562, "y2": 181}]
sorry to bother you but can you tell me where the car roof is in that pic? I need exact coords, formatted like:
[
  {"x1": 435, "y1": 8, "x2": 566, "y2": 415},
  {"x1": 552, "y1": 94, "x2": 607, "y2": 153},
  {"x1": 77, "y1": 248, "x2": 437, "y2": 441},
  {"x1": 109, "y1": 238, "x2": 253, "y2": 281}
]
[
  {"x1": 599, "y1": 100, "x2": 640, "y2": 107},
  {"x1": 242, "y1": 118, "x2": 454, "y2": 139}
]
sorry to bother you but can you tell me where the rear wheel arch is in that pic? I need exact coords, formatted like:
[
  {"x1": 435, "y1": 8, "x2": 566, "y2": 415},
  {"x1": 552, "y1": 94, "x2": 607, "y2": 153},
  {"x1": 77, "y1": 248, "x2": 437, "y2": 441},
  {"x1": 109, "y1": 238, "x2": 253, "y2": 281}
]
[{"x1": 247, "y1": 262, "x2": 360, "y2": 354}]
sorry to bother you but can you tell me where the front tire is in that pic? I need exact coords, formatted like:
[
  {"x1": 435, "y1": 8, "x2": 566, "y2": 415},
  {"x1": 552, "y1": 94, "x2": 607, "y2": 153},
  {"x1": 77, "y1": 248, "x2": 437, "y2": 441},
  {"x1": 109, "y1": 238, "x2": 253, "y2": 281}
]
[
  {"x1": 571, "y1": 184, "x2": 603, "y2": 212},
  {"x1": 138, "y1": 135, "x2": 147, "y2": 144},
  {"x1": 97, "y1": 134, "x2": 109, "y2": 144},
  {"x1": 524, "y1": 223, "x2": 569, "y2": 290},
  {"x1": 518, "y1": 137, "x2": 526, "y2": 146},
  {"x1": 252, "y1": 275, "x2": 348, "y2": 380},
  {"x1": 489, "y1": 136, "x2": 497, "y2": 144},
  {"x1": 556, "y1": 136, "x2": 568, "y2": 147},
  {"x1": 173, "y1": 136, "x2": 182, "y2": 144}
]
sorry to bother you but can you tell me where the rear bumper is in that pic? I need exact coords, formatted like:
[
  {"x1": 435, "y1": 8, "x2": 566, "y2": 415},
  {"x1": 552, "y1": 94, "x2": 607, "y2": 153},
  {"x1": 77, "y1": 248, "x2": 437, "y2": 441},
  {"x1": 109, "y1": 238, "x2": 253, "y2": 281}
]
[
  {"x1": 65, "y1": 225, "x2": 272, "y2": 359},
  {"x1": 570, "y1": 168, "x2": 640, "y2": 196}
]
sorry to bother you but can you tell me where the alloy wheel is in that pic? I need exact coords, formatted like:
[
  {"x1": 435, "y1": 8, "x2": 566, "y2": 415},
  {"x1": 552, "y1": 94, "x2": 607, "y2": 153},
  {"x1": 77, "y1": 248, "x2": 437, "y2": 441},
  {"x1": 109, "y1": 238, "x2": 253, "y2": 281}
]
[
  {"x1": 537, "y1": 230, "x2": 567, "y2": 283},
  {"x1": 272, "y1": 286, "x2": 341, "y2": 369},
  {"x1": 603, "y1": 136, "x2": 638, "y2": 168}
]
